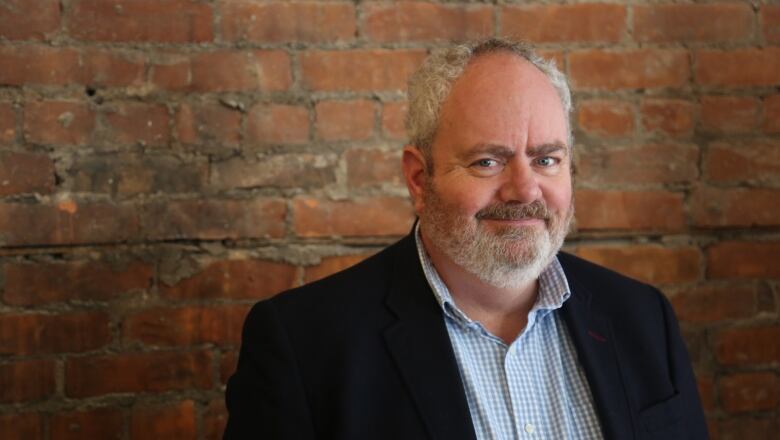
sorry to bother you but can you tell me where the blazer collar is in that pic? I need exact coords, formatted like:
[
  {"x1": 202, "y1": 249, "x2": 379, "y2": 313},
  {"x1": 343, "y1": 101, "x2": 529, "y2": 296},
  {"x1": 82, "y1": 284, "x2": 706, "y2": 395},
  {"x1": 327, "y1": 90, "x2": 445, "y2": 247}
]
[
  {"x1": 383, "y1": 232, "x2": 477, "y2": 440},
  {"x1": 558, "y1": 253, "x2": 635, "y2": 440}
]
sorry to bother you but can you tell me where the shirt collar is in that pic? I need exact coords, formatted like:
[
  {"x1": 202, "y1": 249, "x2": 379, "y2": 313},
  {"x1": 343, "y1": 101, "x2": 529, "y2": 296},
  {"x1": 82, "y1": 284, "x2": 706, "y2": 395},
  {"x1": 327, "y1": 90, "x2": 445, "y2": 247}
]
[{"x1": 414, "y1": 222, "x2": 571, "y2": 328}]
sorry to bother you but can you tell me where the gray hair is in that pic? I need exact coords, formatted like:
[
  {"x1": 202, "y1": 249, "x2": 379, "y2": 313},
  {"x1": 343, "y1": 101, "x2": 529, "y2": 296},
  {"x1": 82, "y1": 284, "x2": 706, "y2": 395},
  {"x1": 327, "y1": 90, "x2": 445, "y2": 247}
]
[{"x1": 405, "y1": 38, "x2": 573, "y2": 159}]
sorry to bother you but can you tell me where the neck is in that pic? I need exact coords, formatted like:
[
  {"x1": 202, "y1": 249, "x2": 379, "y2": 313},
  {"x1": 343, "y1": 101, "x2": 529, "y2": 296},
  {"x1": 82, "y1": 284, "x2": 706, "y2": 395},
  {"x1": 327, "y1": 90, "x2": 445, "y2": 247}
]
[{"x1": 421, "y1": 231, "x2": 539, "y2": 343}]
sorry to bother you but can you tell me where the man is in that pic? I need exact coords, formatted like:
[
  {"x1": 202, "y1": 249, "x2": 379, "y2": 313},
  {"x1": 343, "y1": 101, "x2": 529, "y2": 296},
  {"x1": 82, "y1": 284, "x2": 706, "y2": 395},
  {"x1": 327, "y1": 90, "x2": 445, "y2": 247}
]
[{"x1": 225, "y1": 38, "x2": 708, "y2": 439}]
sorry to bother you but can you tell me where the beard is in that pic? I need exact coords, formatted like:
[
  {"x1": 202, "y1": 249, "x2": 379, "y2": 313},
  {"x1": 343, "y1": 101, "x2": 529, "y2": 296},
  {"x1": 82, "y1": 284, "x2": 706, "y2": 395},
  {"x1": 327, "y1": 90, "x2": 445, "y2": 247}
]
[{"x1": 419, "y1": 179, "x2": 573, "y2": 289}]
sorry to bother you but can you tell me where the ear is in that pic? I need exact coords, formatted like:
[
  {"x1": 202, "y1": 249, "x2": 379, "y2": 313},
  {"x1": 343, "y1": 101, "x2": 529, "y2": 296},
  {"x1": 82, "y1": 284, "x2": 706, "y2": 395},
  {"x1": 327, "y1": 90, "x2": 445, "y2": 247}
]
[{"x1": 402, "y1": 145, "x2": 428, "y2": 214}]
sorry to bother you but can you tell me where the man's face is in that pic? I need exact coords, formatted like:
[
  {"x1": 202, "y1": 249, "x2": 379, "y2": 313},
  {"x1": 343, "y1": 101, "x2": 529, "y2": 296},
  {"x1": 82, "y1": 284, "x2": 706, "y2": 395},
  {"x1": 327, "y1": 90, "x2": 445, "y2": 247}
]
[{"x1": 416, "y1": 52, "x2": 573, "y2": 289}]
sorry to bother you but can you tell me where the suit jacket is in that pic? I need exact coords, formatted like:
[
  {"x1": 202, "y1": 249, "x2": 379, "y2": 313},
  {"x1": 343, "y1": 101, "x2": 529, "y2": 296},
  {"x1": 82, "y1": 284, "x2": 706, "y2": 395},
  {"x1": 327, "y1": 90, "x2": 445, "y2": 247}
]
[{"x1": 224, "y1": 233, "x2": 708, "y2": 439}]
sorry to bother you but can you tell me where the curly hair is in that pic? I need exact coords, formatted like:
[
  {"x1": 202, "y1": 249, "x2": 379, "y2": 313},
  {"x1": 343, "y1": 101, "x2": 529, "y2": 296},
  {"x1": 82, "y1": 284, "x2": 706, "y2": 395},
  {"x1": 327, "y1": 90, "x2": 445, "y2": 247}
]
[{"x1": 405, "y1": 38, "x2": 573, "y2": 160}]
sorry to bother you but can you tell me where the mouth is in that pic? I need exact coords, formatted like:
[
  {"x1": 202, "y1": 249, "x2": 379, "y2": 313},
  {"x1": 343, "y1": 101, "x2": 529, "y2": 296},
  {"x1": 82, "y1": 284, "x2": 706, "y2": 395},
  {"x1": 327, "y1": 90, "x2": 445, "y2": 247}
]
[{"x1": 480, "y1": 217, "x2": 546, "y2": 227}]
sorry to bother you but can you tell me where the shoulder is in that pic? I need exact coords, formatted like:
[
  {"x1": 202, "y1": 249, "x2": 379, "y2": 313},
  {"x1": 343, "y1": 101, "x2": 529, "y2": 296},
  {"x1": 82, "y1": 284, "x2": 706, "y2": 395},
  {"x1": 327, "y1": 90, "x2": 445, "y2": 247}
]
[
  {"x1": 557, "y1": 251, "x2": 671, "y2": 321},
  {"x1": 246, "y1": 235, "x2": 414, "y2": 329}
]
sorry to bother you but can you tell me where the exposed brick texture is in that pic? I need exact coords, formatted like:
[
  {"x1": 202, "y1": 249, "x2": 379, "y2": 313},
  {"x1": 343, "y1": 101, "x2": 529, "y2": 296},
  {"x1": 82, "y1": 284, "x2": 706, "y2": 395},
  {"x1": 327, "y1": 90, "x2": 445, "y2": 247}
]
[
  {"x1": 576, "y1": 100, "x2": 635, "y2": 138},
  {"x1": 501, "y1": 4, "x2": 626, "y2": 43},
  {"x1": 50, "y1": 407, "x2": 124, "y2": 440},
  {"x1": 221, "y1": 2, "x2": 356, "y2": 44},
  {"x1": 130, "y1": 400, "x2": 197, "y2": 440},
  {"x1": 0, "y1": 360, "x2": 55, "y2": 403},
  {"x1": 569, "y1": 49, "x2": 689, "y2": 90},
  {"x1": 0, "y1": 0, "x2": 60, "y2": 41},
  {"x1": 1, "y1": 2, "x2": 777, "y2": 438},
  {"x1": 364, "y1": 3, "x2": 492, "y2": 43},
  {"x1": 65, "y1": 351, "x2": 212, "y2": 397},
  {"x1": 633, "y1": 3, "x2": 753, "y2": 43}
]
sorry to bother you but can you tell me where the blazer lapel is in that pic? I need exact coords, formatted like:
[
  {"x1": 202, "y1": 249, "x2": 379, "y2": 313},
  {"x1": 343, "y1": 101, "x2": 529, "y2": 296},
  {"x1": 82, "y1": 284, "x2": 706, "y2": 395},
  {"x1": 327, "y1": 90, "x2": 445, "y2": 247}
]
[
  {"x1": 383, "y1": 234, "x2": 476, "y2": 440},
  {"x1": 559, "y1": 262, "x2": 635, "y2": 440}
]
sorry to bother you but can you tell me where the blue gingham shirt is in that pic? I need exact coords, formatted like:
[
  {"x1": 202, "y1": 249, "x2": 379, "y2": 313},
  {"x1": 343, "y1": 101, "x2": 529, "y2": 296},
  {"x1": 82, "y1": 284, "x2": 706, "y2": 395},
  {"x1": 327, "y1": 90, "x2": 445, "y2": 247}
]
[{"x1": 415, "y1": 226, "x2": 604, "y2": 439}]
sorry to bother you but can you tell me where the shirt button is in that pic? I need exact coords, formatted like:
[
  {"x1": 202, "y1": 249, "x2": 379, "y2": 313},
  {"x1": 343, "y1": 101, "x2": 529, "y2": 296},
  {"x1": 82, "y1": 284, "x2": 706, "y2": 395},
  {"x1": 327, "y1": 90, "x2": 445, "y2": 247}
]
[{"x1": 524, "y1": 423, "x2": 535, "y2": 434}]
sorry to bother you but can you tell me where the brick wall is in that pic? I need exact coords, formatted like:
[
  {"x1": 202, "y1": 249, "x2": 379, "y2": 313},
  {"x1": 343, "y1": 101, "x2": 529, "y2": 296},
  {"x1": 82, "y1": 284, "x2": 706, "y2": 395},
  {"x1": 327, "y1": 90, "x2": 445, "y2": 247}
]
[{"x1": 0, "y1": 1, "x2": 778, "y2": 438}]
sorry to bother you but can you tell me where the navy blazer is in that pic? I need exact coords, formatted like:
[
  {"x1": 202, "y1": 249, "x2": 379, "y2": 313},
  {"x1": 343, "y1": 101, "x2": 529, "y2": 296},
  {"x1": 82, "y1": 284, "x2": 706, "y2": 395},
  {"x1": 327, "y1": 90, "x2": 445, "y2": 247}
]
[{"x1": 225, "y1": 233, "x2": 708, "y2": 439}]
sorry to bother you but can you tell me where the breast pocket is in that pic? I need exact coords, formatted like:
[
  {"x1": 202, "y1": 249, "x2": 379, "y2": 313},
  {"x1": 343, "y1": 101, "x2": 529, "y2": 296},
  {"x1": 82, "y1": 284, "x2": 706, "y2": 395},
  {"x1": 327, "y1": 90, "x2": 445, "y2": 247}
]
[{"x1": 638, "y1": 392, "x2": 686, "y2": 440}]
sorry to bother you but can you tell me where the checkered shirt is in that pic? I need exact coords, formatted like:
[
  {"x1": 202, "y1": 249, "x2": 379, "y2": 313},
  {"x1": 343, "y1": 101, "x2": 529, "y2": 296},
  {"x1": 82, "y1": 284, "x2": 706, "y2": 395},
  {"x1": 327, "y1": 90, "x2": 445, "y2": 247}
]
[{"x1": 415, "y1": 226, "x2": 604, "y2": 439}]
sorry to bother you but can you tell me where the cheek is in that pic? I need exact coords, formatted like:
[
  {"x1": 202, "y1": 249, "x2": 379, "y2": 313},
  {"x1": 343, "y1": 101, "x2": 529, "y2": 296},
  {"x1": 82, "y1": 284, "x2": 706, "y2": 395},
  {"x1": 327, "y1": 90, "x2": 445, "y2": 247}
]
[
  {"x1": 435, "y1": 178, "x2": 497, "y2": 216},
  {"x1": 542, "y1": 178, "x2": 572, "y2": 212}
]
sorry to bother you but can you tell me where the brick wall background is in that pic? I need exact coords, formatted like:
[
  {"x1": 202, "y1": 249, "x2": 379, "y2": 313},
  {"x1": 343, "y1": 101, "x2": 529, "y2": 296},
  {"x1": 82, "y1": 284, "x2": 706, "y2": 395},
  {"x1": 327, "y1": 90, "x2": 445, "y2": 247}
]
[{"x1": 0, "y1": 0, "x2": 778, "y2": 438}]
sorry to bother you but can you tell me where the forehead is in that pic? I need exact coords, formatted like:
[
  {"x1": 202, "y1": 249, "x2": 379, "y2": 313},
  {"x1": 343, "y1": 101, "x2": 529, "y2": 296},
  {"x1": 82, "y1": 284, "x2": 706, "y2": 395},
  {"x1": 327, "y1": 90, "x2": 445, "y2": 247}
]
[{"x1": 433, "y1": 52, "x2": 568, "y2": 156}]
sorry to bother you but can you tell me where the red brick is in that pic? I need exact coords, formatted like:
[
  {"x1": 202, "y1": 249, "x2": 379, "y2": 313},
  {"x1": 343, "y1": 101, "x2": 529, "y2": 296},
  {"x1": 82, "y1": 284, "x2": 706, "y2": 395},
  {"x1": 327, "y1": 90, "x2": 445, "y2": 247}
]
[
  {"x1": 576, "y1": 100, "x2": 634, "y2": 138},
  {"x1": 151, "y1": 51, "x2": 292, "y2": 92},
  {"x1": 764, "y1": 94, "x2": 780, "y2": 133},
  {"x1": 0, "y1": 360, "x2": 55, "y2": 403},
  {"x1": 203, "y1": 399, "x2": 228, "y2": 440},
  {"x1": 762, "y1": 5, "x2": 780, "y2": 43},
  {"x1": 80, "y1": 49, "x2": 145, "y2": 87},
  {"x1": 691, "y1": 187, "x2": 780, "y2": 228},
  {"x1": 176, "y1": 103, "x2": 240, "y2": 146},
  {"x1": 0, "y1": 312, "x2": 110, "y2": 355},
  {"x1": 640, "y1": 99, "x2": 695, "y2": 138},
  {"x1": 0, "y1": 0, "x2": 60, "y2": 40},
  {"x1": 316, "y1": 100, "x2": 375, "y2": 141},
  {"x1": 346, "y1": 148, "x2": 403, "y2": 188},
  {"x1": 104, "y1": 102, "x2": 169, "y2": 146},
  {"x1": 221, "y1": 1, "x2": 355, "y2": 43},
  {"x1": 576, "y1": 143, "x2": 699, "y2": 185},
  {"x1": 715, "y1": 325, "x2": 780, "y2": 366},
  {"x1": 130, "y1": 400, "x2": 196, "y2": 440},
  {"x1": 4, "y1": 260, "x2": 152, "y2": 306},
  {"x1": 192, "y1": 50, "x2": 291, "y2": 92},
  {"x1": 0, "y1": 151, "x2": 54, "y2": 196},
  {"x1": 301, "y1": 50, "x2": 426, "y2": 92},
  {"x1": 569, "y1": 49, "x2": 689, "y2": 90},
  {"x1": 0, "y1": 45, "x2": 80, "y2": 86},
  {"x1": 706, "y1": 140, "x2": 780, "y2": 184},
  {"x1": 634, "y1": 3, "x2": 753, "y2": 43},
  {"x1": 671, "y1": 283, "x2": 757, "y2": 324},
  {"x1": 0, "y1": 412, "x2": 43, "y2": 439},
  {"x1": 719, "y1": 416, "x2": 780, "y2": 440},
  {"x1": 501, "y1": 4, "x2": 625, "y2": 43},
  {"x1": 161, "y1": 259, "x2": 296, "y2": 300},
  {"x1": 149, "y1": 54, "x2": 191, "y2": 91},
  {"x1": 51, "y1": 407, "x2": 123, "y2": 440},
  {"x1": 69, "y1": 153, "x2": 208, "y2": 197},
  {"x1": 124, "y1": 304, "x2": 250, "y2": 347},
  {"x1": 304, "y1": 254, "x2": 372, "y2": 284},
  {"x1": 67, "y1": 0, "x2": 213, "y2": 43},
  {"x1": 720, "y1": 372, "x2": 779, "y2": 414},
  {"x1": 577, "y1": 245, "x2": 701, "y2": 285},
  {"x1": 293, "y1": 197, "x2": 414, "y2": 237},
  {"x1": 700, "y1": 96, "x2": 760, "y2": 133},
  {"x1": 24, "y1": 100, "x2": 95, "y2": 146},
  {"x1": 695, "y1": 48, "x2": 780, "y2": 87},
  {"x1": 0, "y1": 102, "x2": 15, "y2": 143},
  {"x1": 211, "y1": 154, "x2": 336, "y2": 190},
  {"x1": 575, "y1": 189, "x2": 685, "y2": 231},
  {"x1": 697, "y1": 374, "x2": 716, "y2": 414},
  {"x1": 142, "y1": 198, "x2": 286, "y2": 241},
  {"x1": 0, "y1": 201, "x2": 141, "y2": 246},
  {"x1": 220, "y1": 350, "x2": 238, "y2": 384},
  {"x1": 707, "y1": 241, "x2": 780, "y2": 279},
  {"x1": 382, "y1": 101, "x2": 408, "y2": 140},
  {"x1": 247, "y1": 104, "x2": 309, "y2": 145},
  {"x1": 65, "y1": 351, "x2": 212, "y2": 397},
  {"x1": 365, "y1": 2, "x2": 492, "y2": 43}
]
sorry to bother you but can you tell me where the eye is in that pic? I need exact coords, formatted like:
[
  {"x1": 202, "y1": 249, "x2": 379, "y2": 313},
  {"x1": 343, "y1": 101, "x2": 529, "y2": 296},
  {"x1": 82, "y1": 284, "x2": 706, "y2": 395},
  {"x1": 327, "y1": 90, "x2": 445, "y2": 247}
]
[
  {"x1": 535, "y1": 156, "x2": 559, "y2": 167},
  {"x1": 474, "y1": 158, "x2": 499, "y2": 168}
]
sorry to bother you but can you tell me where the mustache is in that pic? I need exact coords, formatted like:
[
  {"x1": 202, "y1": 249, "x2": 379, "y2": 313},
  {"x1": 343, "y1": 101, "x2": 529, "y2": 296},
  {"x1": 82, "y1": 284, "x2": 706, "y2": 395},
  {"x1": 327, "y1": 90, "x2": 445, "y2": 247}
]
[{"x1": 475, "y1": 201, "x2": 550, "y2": 221}]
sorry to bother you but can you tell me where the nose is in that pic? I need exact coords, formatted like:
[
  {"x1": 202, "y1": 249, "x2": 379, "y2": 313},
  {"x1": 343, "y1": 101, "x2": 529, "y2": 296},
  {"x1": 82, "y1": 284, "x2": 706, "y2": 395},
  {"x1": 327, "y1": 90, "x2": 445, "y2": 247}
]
[{"x1": 498, "y1": 161, "x2": 542, "y2": 204}]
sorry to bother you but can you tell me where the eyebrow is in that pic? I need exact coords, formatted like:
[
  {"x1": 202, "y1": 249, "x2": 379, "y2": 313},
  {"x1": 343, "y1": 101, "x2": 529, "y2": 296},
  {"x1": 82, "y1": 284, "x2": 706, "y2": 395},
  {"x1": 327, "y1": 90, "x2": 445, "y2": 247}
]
[{"x1": 460, "y1": 142, "x2": 569, "y2": 160}]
